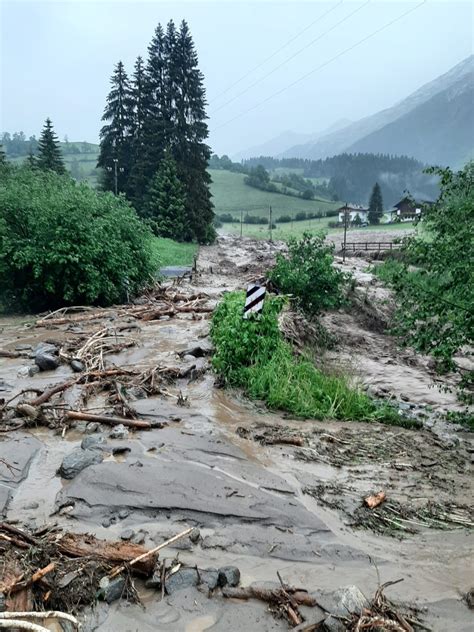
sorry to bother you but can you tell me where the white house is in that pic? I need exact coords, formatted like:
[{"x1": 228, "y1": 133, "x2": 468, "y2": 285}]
[{"x1": 338, "y1": 204, "x2": 369, "y2": 224}]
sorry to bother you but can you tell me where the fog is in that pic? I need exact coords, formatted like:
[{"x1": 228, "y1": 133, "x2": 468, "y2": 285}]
[{"x1": 1, "y1": 0, "x2": 472, "y2": 155}]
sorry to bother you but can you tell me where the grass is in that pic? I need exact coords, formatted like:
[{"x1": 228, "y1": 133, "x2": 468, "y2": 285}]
[
  {"x1": 219, "y1": 218, "x2": 416, "y2": 241},
  {"x1": 209, "y1": 169, "x2": 339, "y2": 220},
  {"x1": 211, "y1": 291, "x2": 403, "y2": 424},
  {"x1": 149, "y1": 236, "x2": 198, "y2": 269}
]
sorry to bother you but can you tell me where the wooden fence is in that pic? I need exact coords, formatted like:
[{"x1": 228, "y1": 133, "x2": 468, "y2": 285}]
[{"x1": 341, "y1": 241, "x2": 399, "y2": 252}]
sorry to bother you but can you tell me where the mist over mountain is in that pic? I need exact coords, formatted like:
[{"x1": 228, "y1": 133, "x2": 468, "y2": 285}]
[{"x1": 278, "y1": 56, "x2": 474, "y2": 167}]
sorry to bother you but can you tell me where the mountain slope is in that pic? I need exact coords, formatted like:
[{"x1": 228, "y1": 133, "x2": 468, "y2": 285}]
[
  {"x1": 348, "y1": 78, "x2": 474, "y2": 167},
  {"x1": 280, "y1": 55, "x2": 474, "y2": 165}
]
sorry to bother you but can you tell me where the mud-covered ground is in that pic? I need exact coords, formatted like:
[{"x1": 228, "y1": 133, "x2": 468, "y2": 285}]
[{"x1": 0, "y1": 236, "x2": 472, "y2": 631}]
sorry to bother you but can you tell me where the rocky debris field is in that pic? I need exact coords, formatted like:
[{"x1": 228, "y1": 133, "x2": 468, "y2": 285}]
[{"x1": 0, "y1": 236, "x2": 472, "y2": 631}]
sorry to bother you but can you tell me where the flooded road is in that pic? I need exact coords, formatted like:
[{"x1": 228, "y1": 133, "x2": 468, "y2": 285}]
[{"x1": 0, "y1": 236, "x2": 472, "y2": 631}]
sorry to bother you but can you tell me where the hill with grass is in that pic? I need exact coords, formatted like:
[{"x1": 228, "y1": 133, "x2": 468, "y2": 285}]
[{"x1": 209, "y1": 169, "x2": 339, "y2": 221}]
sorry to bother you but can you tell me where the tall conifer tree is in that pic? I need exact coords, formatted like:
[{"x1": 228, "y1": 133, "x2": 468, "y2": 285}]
[
  {"x1": 97, "y1": 61, "x2": 133, "y2": 194},
  {"x1": 169, "y1": 20, "x2": 214, "y2": 243},
  {"x1": 145, "y1": 152, "x2": 188, "y2": 240},
  {"x1": 37, "y1": 118, "x2": 66, "y2": 175},
  {"x1": 368, "y1": 182, "x2": 384, "y2": 224}
]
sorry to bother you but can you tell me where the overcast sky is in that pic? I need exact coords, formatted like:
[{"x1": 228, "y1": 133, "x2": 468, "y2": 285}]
[{"x1": 1, "y1": 0, "x2": 472, "y2": 156}]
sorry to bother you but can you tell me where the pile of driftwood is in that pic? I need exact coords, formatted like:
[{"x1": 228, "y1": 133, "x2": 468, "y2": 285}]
[
  {"x1": 34, "y1": 289, "x2": 213, "y2": 330},
  {"x1": 0, "y1": 522, "x2": 193, "y2": 629}
]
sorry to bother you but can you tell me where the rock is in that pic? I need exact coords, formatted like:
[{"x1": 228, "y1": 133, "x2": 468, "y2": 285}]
[
  {"x1": 131, "y1": 531, "x2": 146, "y2": 545},
  {"x1": 322, "y1": 585, "x2": 369, "y2": 632},
  {"x1": 165, "y1": 568, "x2": 199, "y2": 594},
  {"x1": 23, "y1": 501, "x2": 39, "y2": 510},
  {"x1": 218, "y1": 566, "x2": 240, "y2": 587},
  {"x1": 120, "y1": 528, "x2": 134, "y2": 541},
  {"x1": 30, "y1": 342, "x2": 58, "y2": 359},
  {"x1": 99, "y1": 576, "x2": 126, "y2": 604},
  {"x1": 28, "y1": 365, "x2": 40, "y2": 377},
  {"x1": 101, "y1": 517, "x2": 112, "y2": 528},
  {"x1": 118, "y1": 509, "x2": 130, "y2": 519},
  {"x1": 81, "y1": 435, "x2": 107, "y2": 450},
  {"x1": 35, "y1": 352, "x2": 60, "y2": 371},
  {"x1": 71, "y1": 359, "x2": 85, "y2": 373},
  {"x1": 189, "y1": 527, "x2": 201, "y2": 543},
  {"x1": 109, "y1": 424, "x2": 129, "y2": 440},
  {"x1": 85, "y1": 422, "x2": 100, "y2": 434},
  {"x1": 465, "y1": 588, "x2": 474, "y2": 609},
  {"x1": 17, "y1": 366, "x2": 31, "y2": 378},
  {"x1": 112, "y1": 446, "x2": 131, "y2": 456},
  {"x1": 58, "y1": 448, "x2": 104, "y2": 479},
  {"x1": 182, "y1": 342, "x2": 213, "y2": 358},
  {"x1": 15, "y1": 344, "x2": 33, "y2": 351},
  {"x1": 200, "y1": 568, "x2": 219, "y2": 590}
]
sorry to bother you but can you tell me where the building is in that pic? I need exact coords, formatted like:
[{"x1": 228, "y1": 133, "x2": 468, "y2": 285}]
[
  {"x1": 338, "y1": 204, "x2": 369, "y2": 225},
  {"x1": 389, "y1": 194, "x2": 433, "y2": 222}
]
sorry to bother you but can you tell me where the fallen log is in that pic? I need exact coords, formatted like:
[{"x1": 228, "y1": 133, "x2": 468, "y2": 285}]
[
  {"x1": 9, "y1": 562, "x2": 56, "y2": 595},
  {"x1": 222, "y1": 586, "x2": 318, "y2": 608},
  {"x1": 0, "y1": 523, "x2": 38, "y2": 546},
  {"x1": 65, "y1": 410, "x2": 153, "y2": 429},
  {"x1": 35, "y1": 311, "x2": 109, "y2": 327},
  {"x1": 263, "y1": 436, "x2": 304, "y2": 447},
  {"x1": 0, "y1": 350, "x2": 21, "y2": 358},
  {"x1": 30, "y1": 379, "x2": 79, "y2": 407},
  {"x1": 56, "y1": 532, "x2": 157, "y2": 576}
]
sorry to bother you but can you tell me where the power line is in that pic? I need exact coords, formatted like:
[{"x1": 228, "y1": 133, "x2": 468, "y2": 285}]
[
  {"x1": 213, "y1": 0, "x2": 427, "y2": 131},
  {"x1": 208, "y1": 1, "x2": 344, "y2": 105},
  {"x1": 210, "y1": 0, "x2": 370, "y2": 115}
]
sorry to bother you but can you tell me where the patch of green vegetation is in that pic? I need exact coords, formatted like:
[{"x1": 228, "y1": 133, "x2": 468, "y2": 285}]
[
  {"x1": 209, "y1": 169, "x2": 339, "y2": 219},
  {"x1": 149, "y1": 236, "x2": 198, "y2": 269},
  {"x1": 0, "y1": 165, "x2": 154, "y2": 310},
  {"x1": 374, "y1": 163, "x2": 473, "y2": 386},
  {"x1": 211, "y1": 291, "x2": 403, "y2": 424},
  {"x1": 445, "y1": 410, "x2": 474, "y2": 431},
  {"x1": 269, "y1": 233, "x2": 348, "y2": 315}
]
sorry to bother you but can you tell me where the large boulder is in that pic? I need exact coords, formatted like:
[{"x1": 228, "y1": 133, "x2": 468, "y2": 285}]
[{"x1": 58, "y1": 448, "x2": 103, "y2": 480}]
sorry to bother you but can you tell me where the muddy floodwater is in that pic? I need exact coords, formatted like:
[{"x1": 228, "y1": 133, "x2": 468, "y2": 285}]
[{"x1": 0, "y1": 236, "x2": 472, "y2": 631}]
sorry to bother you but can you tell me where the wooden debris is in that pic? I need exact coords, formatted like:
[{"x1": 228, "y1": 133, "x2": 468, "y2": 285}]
[
  {"x1": 364, "y1": 491, "x2": 387, "y2": 509},
  {"x1": 56, "y1": 532, "x2": 158, "y2": 576},
  {"x1": 64, "y1": 410, "x2": 155, "y2": 429}
]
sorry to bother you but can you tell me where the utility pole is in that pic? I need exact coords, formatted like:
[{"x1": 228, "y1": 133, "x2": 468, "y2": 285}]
[
  {"x1": 269, "y1": 205, "x2": 273, "y2": 242},
  {"x1": 107, "y1": 157, "x2": 124, "y2": 195},
  {"x1": 342, "y1": 202, "x2": 349, "y2": 263},
  {"x1": 240, "y1": 208, "x2": 243, "y2": 238}
]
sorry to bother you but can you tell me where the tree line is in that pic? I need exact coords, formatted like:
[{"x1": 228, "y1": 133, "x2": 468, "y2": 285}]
[
  {"x1": 97, "y1": 20, "x2": 214, "y2": 243},
  {"x1": 211, "y1": 152, "x2": 439, "y2": 207}
]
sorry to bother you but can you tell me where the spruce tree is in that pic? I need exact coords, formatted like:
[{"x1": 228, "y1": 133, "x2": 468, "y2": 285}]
[
  {"x1": 97, "y1": 61, "x2": 134, "y2": 194},
  {"x1": 368, "y1": 182, "x2": 384, "y2": 225},
  {"x1": 168, "y1": 20, "x2": 214, "y2": 243},
  {"x1": 37, "y1": 118, "x2": 66, "y2": 175},
  {"x1": 26, "y1": 148, "x2": 37, "y2": 169},
  {"x1": 145, "y1": 152, "x2": 188, "y2": 240},
  {"x1": 0, "y1": 144, "x2": 6, "y2": 166}
]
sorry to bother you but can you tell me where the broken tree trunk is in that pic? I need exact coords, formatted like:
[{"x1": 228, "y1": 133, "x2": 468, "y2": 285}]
[
  {"x1": 56, "y1": 533, "x2": 157, "y2": 576},
  {"x1": 222, "y1": 586, "x2": 318, "y2": 607},
  {"x1": 64, "y1": 410, "x2": 153, "y2": 429}
]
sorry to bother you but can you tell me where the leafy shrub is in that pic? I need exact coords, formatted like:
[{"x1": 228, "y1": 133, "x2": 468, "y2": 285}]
[
  {"x1": 219, "y1": 213, "x2": 237, "y2": 223},
  {"x1": 278, "y1": 215, "x2": 292, "y2": 223},
  {"x1": 269, "y1": 232, "x2": 348, "y2": 315},
  {"x1": 210, "y1": 291, "x2": 400, "y2": 423},
  {"x1": 295, "y1": 211, "x2": 307, "y2": 221},
  {"x1": 0, "y1": 166, "x2": 155, "y2": 310},
  {"x1": 375, "y1": 163, "x2": 474, "y2": 380}
]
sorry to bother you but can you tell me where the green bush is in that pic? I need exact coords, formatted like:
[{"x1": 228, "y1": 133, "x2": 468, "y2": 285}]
[
  {"x1": 210, "y1": 291, "x2": 401, "y2": 423},
  {"x1": 269, "y1": 232, "x2": 348, "y2": 315},
  {"x1": 0, "y1": 166, "x2": 155, "y2": 310}
]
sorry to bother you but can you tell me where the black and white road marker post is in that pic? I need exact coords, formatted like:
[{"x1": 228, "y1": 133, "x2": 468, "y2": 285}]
[{"x1": 243, "y1": 283, "x2": 266, "y2": 319}]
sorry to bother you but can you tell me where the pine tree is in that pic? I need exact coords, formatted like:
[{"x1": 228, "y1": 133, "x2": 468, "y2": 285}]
[
  {"x1": 37, "y1": 118, "x2": 66, "y2": 175},
  {"x1": 97, "y1": 61, "x2": 134, "y2": 194},
  {"x1": 144, "y1": 152, "x2": 188, "y2": 240},
  {"x1": 26, "y1": 147, "x2": 37, "y2": 169},
  {"x1": 368, "y1": 182, "x2": 384, "y2": 225},
  {"x1": 168, "y1": 20, "x2": 214, "y2": 243}
]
